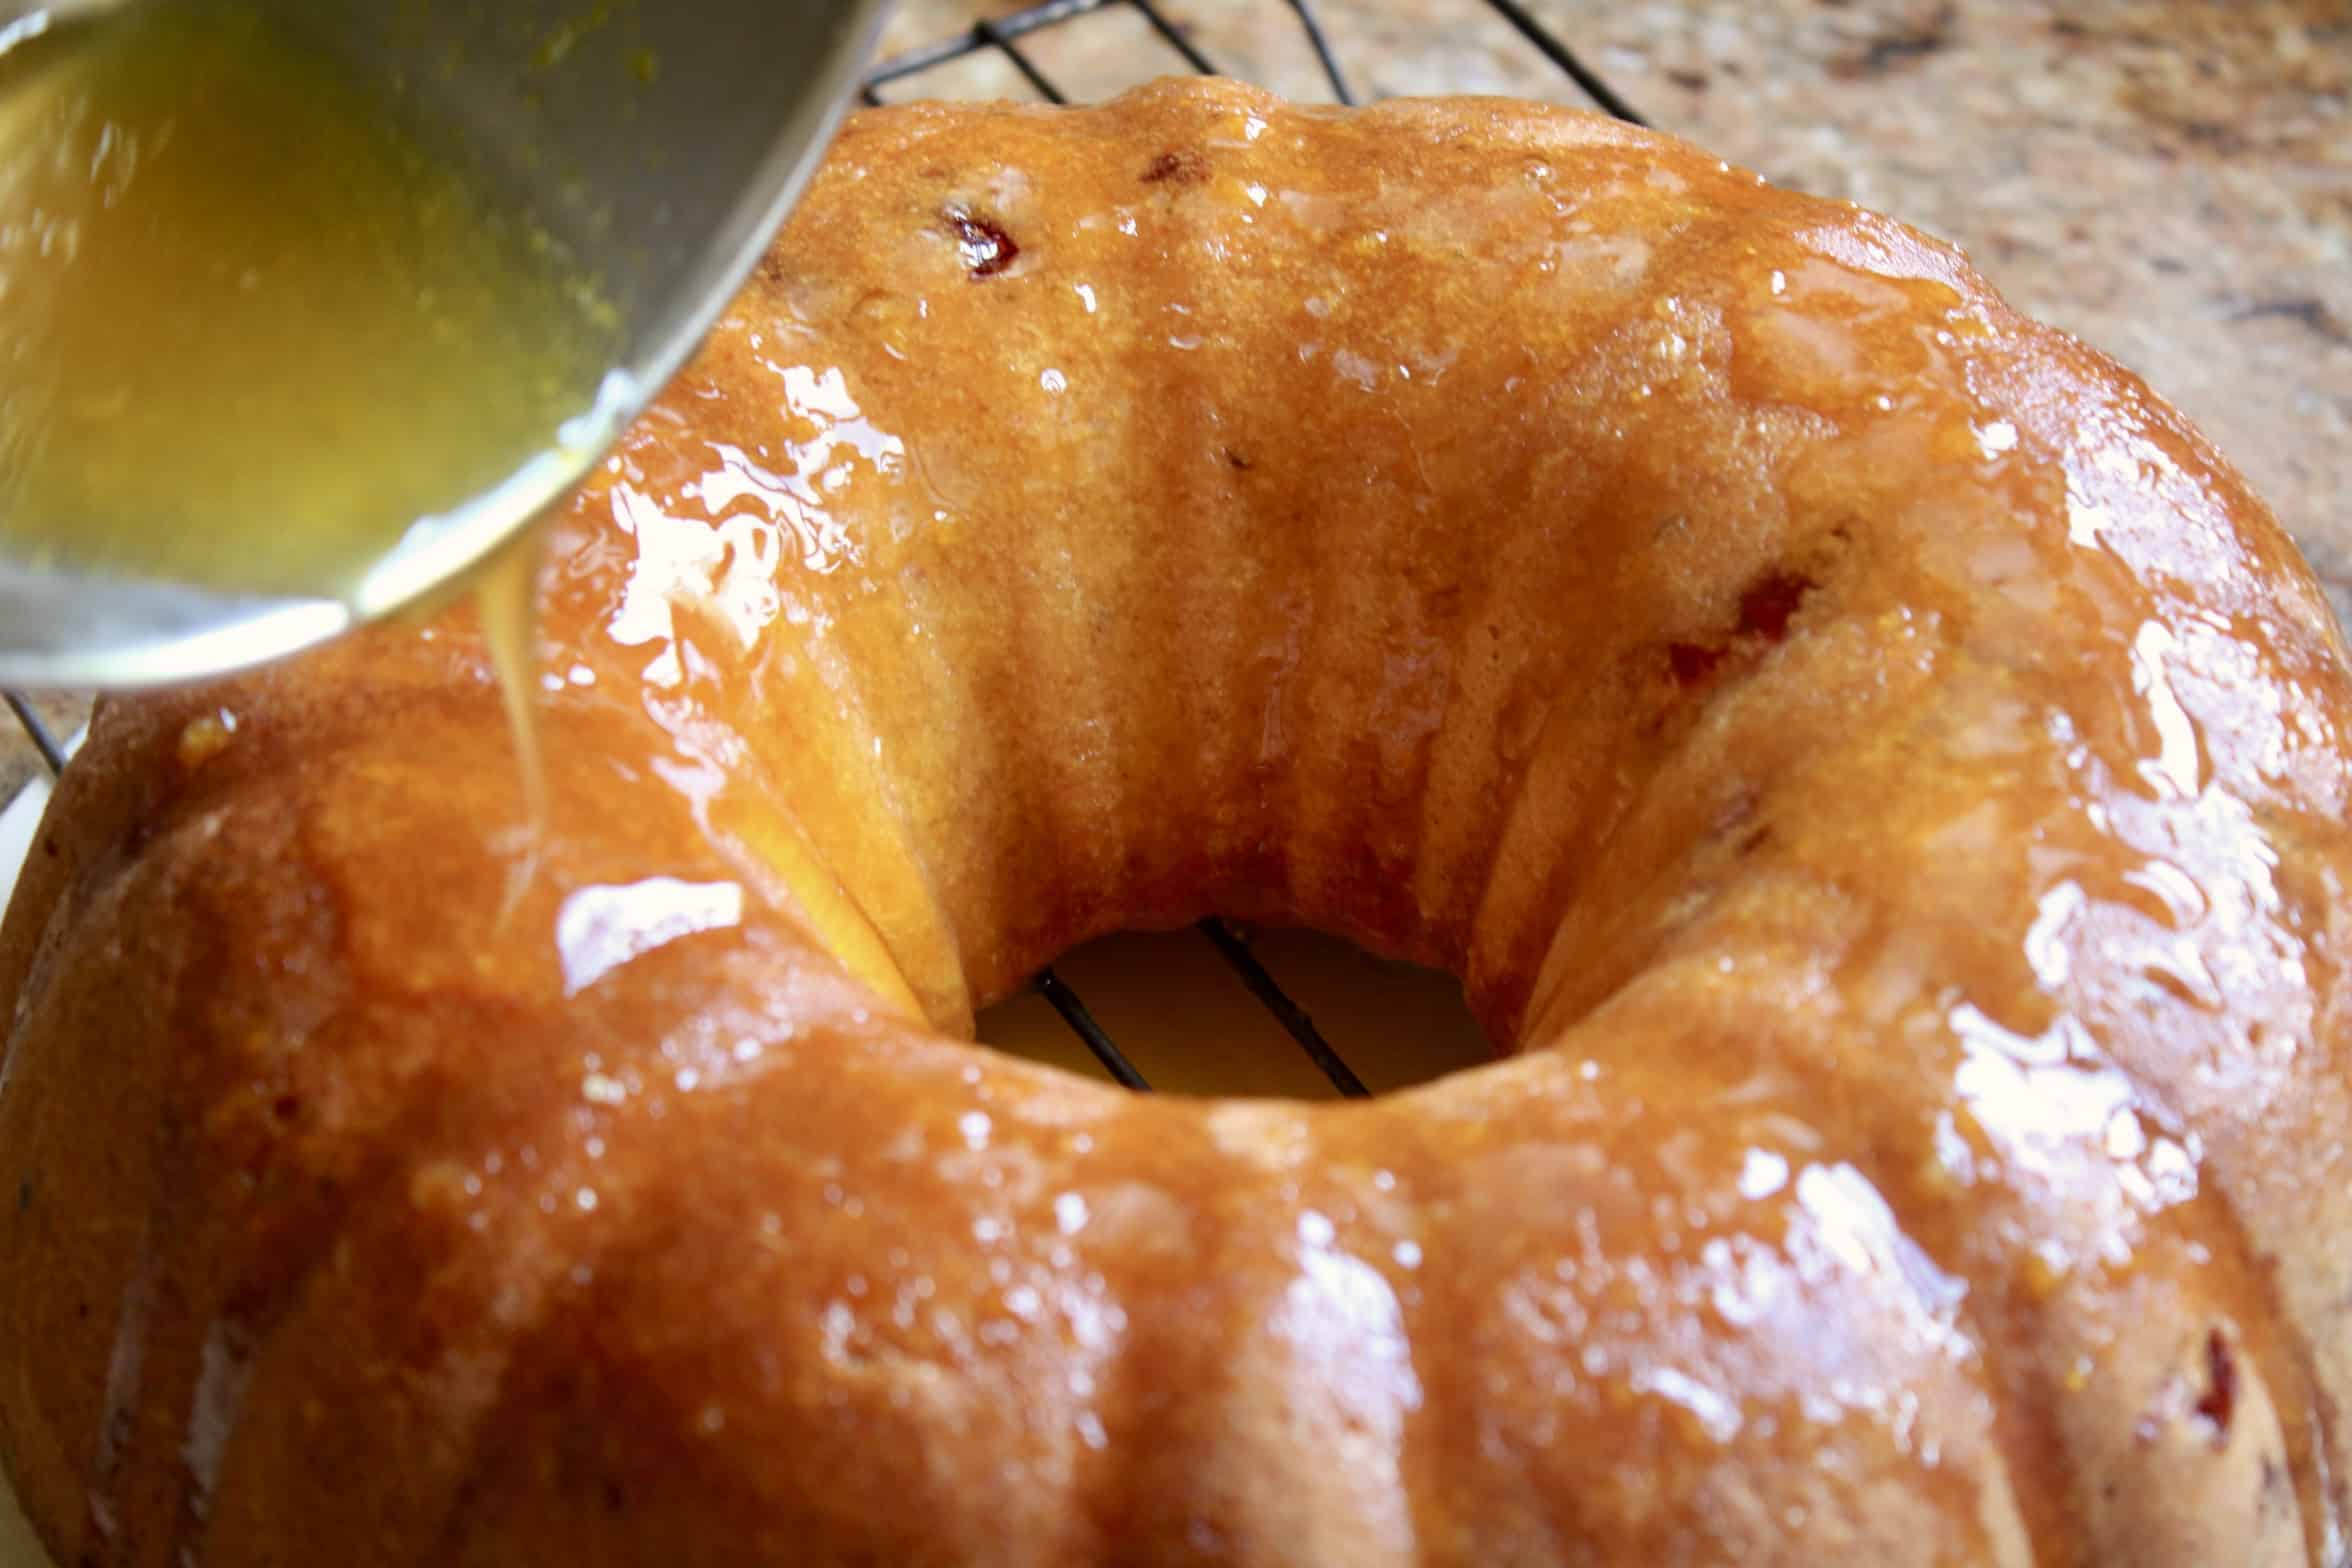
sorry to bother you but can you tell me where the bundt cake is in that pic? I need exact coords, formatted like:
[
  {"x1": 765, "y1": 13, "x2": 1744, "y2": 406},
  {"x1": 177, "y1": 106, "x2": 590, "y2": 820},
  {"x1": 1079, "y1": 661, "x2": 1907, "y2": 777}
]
[{"x1": 3, "y1": 78, "x2": 2349, "y2": 1565}]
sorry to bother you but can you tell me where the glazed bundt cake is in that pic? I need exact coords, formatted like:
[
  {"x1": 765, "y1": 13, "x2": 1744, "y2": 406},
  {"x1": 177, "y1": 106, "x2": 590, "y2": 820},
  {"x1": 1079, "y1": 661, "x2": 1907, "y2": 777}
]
[{"x1": 3, "y1": 79, "x2": 2349, "y2": 1565}]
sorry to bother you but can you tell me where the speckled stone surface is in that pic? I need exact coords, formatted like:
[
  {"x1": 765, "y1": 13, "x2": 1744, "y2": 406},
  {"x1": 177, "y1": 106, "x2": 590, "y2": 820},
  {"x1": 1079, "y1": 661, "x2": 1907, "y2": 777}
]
[{"x1": 4, "y1": 0, "x2": 2344, "y2": 802}]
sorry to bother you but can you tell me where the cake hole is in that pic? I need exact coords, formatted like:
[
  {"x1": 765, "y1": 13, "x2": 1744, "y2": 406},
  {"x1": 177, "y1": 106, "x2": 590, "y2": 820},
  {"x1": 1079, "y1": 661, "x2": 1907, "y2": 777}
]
[
  {"x1": 976, "y1": 925, "x2": 1493, "y2": 1097},
  {"x1": 1140, "y1": 148, "x2": 1210, "y2": 187},
  {"x1": 1666, "y1": 640, "x2": 1726, "y2": 688},
  {"x1": 2194, "y1": 1326, "x2": 2238, "y2": 1444},
  {"x1": 1736, "y1": 569, "x2": 1815, "y2": 642}
]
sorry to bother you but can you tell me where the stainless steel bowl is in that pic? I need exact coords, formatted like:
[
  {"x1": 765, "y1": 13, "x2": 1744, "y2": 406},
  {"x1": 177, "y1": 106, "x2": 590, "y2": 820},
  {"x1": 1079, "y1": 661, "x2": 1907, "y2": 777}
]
[{"x1": 0, "y1": 0, "x2": 889, "y2": 689}]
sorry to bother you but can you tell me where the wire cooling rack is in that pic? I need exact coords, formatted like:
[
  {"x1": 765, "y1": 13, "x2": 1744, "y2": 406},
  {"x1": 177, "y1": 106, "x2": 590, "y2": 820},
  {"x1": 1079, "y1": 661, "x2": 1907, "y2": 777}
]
[{"x1": 1, "y1": 0, "x2": 1643, "y2": 1100}]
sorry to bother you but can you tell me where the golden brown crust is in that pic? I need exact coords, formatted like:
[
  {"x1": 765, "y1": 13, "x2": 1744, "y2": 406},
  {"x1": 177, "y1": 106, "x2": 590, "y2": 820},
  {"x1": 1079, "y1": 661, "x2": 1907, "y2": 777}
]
[{"x1": 3, "y1": 78, "x2": 2350, "y2": 1564}]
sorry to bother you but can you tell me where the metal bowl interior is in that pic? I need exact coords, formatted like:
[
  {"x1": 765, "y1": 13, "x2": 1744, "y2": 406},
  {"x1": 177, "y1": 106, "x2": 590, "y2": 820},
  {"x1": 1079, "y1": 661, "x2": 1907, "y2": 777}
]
[{"x1": 0, "y1": 0, "x2": 889, "y2": 691}]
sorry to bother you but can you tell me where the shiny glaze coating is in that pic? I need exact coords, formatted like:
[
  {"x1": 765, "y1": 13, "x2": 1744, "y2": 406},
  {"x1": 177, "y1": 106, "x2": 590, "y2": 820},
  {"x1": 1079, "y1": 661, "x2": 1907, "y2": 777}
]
[{"x1": 3, "y1": 79, "x2": 2350, "y2": 1566}]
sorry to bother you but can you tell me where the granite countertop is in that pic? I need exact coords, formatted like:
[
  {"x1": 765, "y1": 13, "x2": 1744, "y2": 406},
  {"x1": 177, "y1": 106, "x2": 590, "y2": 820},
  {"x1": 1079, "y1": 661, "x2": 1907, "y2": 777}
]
[{"x1": 4, "y1": 0, "x2": 2344, "y2": 802}]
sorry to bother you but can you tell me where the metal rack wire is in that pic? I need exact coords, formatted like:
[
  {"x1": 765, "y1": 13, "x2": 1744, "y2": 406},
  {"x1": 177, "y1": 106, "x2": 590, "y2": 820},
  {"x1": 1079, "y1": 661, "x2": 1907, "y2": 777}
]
[{"x1": 1, "y1": 0, "x2": 1642, "y2": 1101}]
